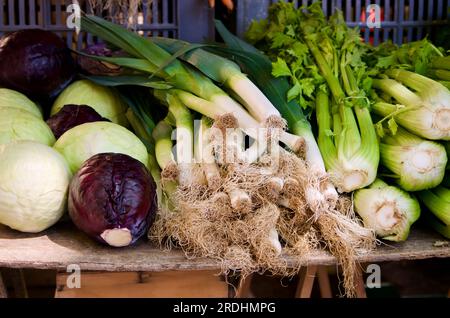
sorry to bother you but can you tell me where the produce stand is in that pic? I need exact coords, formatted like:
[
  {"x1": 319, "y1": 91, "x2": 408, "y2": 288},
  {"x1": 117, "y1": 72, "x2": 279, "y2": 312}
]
[
  {"x1": 1, "y1": 223, "x2": 449, "y2": 297},
  {"x1": 0, "y1": 0, "x2": 449, "y2": 300}
]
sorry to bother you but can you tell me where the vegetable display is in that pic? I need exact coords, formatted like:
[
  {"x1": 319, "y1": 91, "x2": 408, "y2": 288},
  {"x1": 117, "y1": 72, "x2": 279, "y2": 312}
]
[
  {"x1": 68, "y1": 153, "x2": 157, "y2": 247},
  {"x1": 78, "y1": 11, "x2": 376, "y2": 297},
  {"x1": 245, "y1": 1, "x2": 449, "y2": 241},
  {"x1": 0, "y1": 29, "x2": 76, "y2": 101},
  {"x1": 0, "y1": 0, "x2": 449, "y2": 299},
  {"x1": 0, "y1": 141, "x2": 71, "y2": 233}
]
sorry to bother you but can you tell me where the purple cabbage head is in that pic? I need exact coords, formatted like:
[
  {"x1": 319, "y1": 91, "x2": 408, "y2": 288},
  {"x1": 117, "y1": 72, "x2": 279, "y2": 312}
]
[
  {"x1": 0, "y1": 29, "x2": 76, "y2": 100},
  {"x1": 47, "y1": 104, "x2": 110, "y2": 139},
  {"x1": 68, "y1": 153, "x2": 157, "y2": 247}
]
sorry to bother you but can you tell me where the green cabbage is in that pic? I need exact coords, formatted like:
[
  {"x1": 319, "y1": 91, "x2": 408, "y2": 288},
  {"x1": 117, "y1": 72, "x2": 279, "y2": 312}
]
[
  {"x1": 53, "y1": 121, "x2": 148, "y2": 173},
  {"x1": 51, "y1": 80, "x2": 129, "y2": 126},
  {"x1": 0, "y1": 88, "x2": 42, "y2": 119},
  {"x1": 0, "y1": 141, "x2": 71, "y2": 233},
  {"x1": 0, "y1": 108, "x2": 55, "y2": 146}
]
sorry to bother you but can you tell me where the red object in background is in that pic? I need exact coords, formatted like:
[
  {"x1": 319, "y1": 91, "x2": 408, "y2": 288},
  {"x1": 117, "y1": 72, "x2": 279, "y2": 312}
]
[{"x1": 361, "y1": 7, "x2": 385, "y2": 45}]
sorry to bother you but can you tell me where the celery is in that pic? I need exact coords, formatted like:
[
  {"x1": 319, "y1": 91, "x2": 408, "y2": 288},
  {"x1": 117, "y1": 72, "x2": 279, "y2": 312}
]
[
  {"x1": 354, "y1": 179, "x2": 420, "y2": 241},
  {"x1": 380, "y1": 127, "x2": 447, "y2": 191},
  {"x1": 372, "y1": 69, "x2": 450, "y2": 140}
]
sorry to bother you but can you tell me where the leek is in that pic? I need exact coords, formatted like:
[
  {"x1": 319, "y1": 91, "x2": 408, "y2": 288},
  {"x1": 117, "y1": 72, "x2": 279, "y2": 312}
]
[
  {"x1": 380, "y1": 127, "x2": 447, "y2": 191},
  {"x1": 354, "y1": 179, "x2": 420, "y2": 242},
  {"x1": 372, "y1": 69, "x2": 450, "y2": 140},
  {"x1": 151, "y1": 36, "x2": 304, "y2": 153},
  {"x1": 211, "y1": 20, "x2": 338, "y2": 203},
  {"x1": 152, "y1": 120, "x2": 178, "y2": 206},
  {"x1": 198, "y1": 117, "x2": 221, "y2": 190},
  {"x1": 80, "y1": 16, "x2": 275, "y2": 156},
  {"x1": 153, "y1": 121, "x2": 176, "y2": 174}
]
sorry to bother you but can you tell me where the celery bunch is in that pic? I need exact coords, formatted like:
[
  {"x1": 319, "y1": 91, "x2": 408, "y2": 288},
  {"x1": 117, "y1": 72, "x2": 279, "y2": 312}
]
[{"x1": 246, "y1": 2, "x2": 379, "y2": 192}]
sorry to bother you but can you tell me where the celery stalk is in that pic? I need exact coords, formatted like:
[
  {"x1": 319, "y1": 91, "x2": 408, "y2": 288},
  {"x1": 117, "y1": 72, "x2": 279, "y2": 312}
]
[
  {"x1": 380, "y1": 128, "x2": 447, "y2": 191},
  {"x1": 354, "y1": 178, "x2": 421, "y2": 241}
]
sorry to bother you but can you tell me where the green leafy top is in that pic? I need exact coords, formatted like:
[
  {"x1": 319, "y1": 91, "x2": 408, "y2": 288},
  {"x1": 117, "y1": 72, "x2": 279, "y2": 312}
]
[
  {"x1": 246, "y1": 1, "x2": 372, "y2": 110},
  {"x1": 367, "y1": 38, "x2": 445, "y2": 75}
]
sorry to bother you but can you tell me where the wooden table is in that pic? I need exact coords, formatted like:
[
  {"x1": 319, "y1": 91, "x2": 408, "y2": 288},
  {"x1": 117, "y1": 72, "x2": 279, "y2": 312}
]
[{"x1": 0, "y1": 223, "x2": 449, "y2": 297}]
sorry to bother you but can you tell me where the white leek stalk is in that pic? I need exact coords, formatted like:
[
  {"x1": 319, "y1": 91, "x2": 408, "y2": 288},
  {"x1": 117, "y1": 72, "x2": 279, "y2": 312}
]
[
  {"x1": 152, "y1": 121, "x2": 178, "y2": 207},
  {"x1": 198, "y1": 117, "x2": 221, "y2": 190}
]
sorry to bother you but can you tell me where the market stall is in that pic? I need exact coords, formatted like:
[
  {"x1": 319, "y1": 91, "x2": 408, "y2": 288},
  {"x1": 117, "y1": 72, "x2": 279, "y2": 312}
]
[{"x1": 0, "y1": 0, "x2": 449, "y2": 299}]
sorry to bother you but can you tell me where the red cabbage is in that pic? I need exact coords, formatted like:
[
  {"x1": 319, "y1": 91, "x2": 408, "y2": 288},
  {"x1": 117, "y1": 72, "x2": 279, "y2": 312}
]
[
  {"x1": 0, "y1": 29, "x2": 76, "y2": 101},
  {"x1": 68, "y1": 153, "x2": 157, "y2": 247},
  {"x1": 47, "y1": 104, "x2": 110, "y2": 139}
]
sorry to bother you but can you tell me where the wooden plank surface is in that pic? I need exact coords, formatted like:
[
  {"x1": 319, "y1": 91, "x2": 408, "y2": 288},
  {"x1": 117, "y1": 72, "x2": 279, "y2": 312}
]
[
  {"x1": 0, "y1": 223, "x2": 449, "y2": 272},
  {"x1": 55, "y1": 270, "x2": 229, "y2": 298}
]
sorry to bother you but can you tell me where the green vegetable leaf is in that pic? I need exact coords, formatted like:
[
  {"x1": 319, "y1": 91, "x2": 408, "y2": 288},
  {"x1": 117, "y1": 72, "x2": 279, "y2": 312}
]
[
  {"x1": 83, "y1": 75, "x2": 172, "y2": 89},
  {"x1": 271, "y1": 33, "x2": 294, "y2": 49},
  {"x1": 246, "y1": 19, "x2": 269, "y2": 44},
  {"x1": 287, "y1": 81, "x2": 301, "y2": 101},
  {"x1": 387, "y1": 118, "x2": 398, "y2": 135},
  {"x1": 272, "y1": 58, "x2": 292, "y2": 77},
  {"x1": 375, "y1": 122, "x2": 385, "y2": 138},
  {"x1": 286, "y1": 25, "x2": 296, "y2": 38}
]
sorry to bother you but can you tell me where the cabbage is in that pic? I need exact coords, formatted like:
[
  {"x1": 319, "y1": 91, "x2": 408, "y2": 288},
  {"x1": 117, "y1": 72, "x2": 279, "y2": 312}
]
[
  {"x1": 0, "y1": 141, "x2": 71, "y2": 233},
  {"x1": 51, "y1": 80, "x2": 129, "y2": 126},
  {"x1": 46, "y1": 104, "x2": 109, "y2": 139},
  {"x1": 53, "y1": 121, "x2": 148, "y2": 173},
  {"x1": 0, "y1": 108, "x2": 55, "y2": 146},
  {"x1": 69, "y1": 153, "x2": 157, "y2": 247},
  {"x1": 0, "y1": 88, "x2": 42, "y2": 119},
  {"x1": 0, "y1": 29, "x2": 76, "y2": 101}
]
